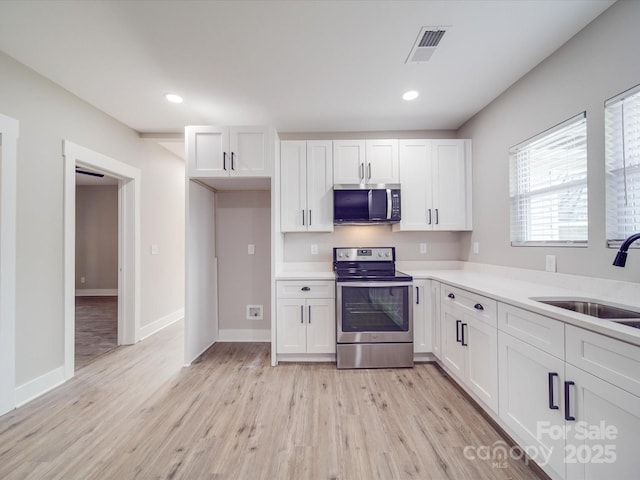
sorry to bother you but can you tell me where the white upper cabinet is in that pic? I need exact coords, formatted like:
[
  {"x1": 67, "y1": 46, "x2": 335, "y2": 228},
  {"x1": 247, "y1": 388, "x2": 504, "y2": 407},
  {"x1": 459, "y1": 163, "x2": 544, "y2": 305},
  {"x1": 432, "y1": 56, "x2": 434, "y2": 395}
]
[
  {"x1": 186, "y1": 125, "x2": 272, "y2": 178},
  {"x1": 393, "y1": 139, "x2": 472, "y2": 231},
  {"x1": 333, "y1": 139, "x2": 399, "y2": 184},
  {"x1": 280, "y1": 140, "x2": 333, "y2": 232}
]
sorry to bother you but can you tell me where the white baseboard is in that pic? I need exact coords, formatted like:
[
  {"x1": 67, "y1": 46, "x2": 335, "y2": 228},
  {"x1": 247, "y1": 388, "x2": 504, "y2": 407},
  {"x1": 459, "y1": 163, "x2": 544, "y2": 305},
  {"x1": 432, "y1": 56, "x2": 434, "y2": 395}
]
[
  {"x1": 15, "y1": 366, "x2": 66, "y2": 408},
  {"x1": 218, "y1": 328, "x2": 271, "y2": 342},
  {"x1": 75, "y1": 289, "x2": 117, "y2": 297},
  {"x1": 140, "y1": 308, "x2": 184, "y2": 340}
]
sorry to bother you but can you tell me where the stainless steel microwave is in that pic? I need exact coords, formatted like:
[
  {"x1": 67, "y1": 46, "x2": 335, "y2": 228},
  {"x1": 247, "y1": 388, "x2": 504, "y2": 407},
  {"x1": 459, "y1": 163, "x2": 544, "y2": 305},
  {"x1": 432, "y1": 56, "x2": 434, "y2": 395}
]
[{"x1": 333, "y1": 184, "x2": 401, "y2": 225}]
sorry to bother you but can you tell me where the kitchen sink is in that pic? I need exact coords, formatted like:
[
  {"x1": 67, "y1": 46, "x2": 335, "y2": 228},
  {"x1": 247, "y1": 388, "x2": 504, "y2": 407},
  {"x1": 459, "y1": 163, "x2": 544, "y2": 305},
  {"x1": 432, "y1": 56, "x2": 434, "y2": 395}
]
[{"x1": 530, "y1": 297, "x2": 640, "y2": 324}]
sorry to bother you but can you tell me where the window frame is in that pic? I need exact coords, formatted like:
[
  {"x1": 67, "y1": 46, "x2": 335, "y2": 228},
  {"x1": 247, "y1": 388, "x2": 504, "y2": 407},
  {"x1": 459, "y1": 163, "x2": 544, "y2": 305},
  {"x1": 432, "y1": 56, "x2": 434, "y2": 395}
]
[
  {"x1": 605, "y1": 83, "x2": 640, "y2": 248},
  {"x1": 509, "y1": 112, "x2": 589, "y2": 247}
]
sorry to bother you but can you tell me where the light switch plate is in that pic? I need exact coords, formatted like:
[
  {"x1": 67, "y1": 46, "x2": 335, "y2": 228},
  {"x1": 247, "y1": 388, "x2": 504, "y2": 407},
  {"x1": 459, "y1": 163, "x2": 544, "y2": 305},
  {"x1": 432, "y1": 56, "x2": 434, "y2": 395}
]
[
  {"x1": 473, "y1": 242, "x2": 480, "y2": 254},
  {"x1": 151, "y1": 244, "x2": 159, "y2": 255},
  {"x1": 419, "y1": 243, "x2": 427, "y2": 254},
  {"x1": 311, "y1": 244, "x2": 318, "y2": 255},
  {"x1": 248, "y1": 244, "x2": 255, "y2": 255},
  {"x1": 545, "y1": 255, "x2": 557, "y2": 272}
]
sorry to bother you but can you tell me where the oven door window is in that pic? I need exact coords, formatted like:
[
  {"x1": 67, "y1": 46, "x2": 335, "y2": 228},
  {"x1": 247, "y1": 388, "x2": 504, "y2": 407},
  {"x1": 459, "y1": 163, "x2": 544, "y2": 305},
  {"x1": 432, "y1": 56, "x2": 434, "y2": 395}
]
[{"x1": 341, "y1": 285, "x2": 409, "y2": 332}]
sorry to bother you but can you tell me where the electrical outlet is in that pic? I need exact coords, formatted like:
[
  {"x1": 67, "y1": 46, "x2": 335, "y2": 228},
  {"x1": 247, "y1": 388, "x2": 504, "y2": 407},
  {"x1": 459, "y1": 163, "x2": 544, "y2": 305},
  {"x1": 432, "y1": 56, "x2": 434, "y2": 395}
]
[
  {"x1": 151, "y1": 244, "x2": 159, "y2": 255},
  {"x1": 80, "y1": 276, "x2": 85, "y2": 284},
  {"x1": 473, "y1": 242, "x2": 480, "y2": 254},
  {"x1": 419, "y1": 243, "x2": 427, "y2": 254},
  {"x1": 545, "y1": 255, "x2": 557, "y2": 272},
  {"x1": 311, "y1": 244, "x2": 318, "y2": 255},
  {"x1": 248, "y1": 244, "x2": 255, "y2": 255}
]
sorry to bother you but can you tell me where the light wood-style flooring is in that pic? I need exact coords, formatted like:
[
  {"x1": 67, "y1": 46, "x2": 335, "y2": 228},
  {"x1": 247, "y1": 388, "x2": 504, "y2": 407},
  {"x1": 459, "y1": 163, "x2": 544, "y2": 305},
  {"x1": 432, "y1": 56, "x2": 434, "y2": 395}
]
[
  {"x1": 75, "y1": 296, "x2": 118, "y2": 370},
  {"x1": 0, "y1": 321, "x2": 546, "y2": 479}
]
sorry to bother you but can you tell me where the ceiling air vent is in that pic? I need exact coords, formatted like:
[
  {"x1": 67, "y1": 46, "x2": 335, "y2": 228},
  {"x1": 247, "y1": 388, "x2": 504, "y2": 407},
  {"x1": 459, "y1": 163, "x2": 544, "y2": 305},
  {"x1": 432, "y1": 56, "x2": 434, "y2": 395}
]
[{"x1": 406, "y1": 26, "x2": 448, "y2": 63}]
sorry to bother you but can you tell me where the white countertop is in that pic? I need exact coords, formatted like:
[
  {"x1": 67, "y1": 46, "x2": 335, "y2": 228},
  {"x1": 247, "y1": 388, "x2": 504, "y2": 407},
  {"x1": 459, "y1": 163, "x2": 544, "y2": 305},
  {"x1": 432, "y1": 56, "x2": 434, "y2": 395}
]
[{"x1": 276, "y1": 261, "x2": 640, "y2": 347}]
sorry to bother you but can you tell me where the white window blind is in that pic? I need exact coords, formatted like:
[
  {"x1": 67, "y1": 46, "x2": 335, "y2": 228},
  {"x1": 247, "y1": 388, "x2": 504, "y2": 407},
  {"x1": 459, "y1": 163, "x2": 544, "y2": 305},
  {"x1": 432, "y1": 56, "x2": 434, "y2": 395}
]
[
  {"x1": 606, "y1": 84, "x2": 640, "y2": 245},
  {"x1": 509, "y1": 113, "x2": 588, "y2": 246}
]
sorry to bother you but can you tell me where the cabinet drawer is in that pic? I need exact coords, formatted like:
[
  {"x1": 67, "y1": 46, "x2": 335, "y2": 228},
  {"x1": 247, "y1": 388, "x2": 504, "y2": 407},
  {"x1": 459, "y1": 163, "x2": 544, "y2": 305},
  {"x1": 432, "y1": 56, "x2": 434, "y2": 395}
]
[
  {"x1": 566, "y1": 325, "x2": 640, "y2": 398},
  {"x1": 277, "y1": 280, "x2": 335, "y2": 299},
  {"x1": 498, "y1": 303, "x2": 564, "y2": 358},
  {"x1": 441, "y1": 284, "x2": 497, "y2": 327}
]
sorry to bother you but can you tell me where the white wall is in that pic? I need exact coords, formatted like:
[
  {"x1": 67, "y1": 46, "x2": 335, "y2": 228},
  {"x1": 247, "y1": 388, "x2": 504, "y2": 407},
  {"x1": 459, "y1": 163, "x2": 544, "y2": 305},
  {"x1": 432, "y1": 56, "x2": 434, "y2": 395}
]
[
  {"x1": 216, "y1": 190, "x2": 271, "y2": 339},
  {"x1": 0, "y1": 51, "x2": 185, "y2": 387},
  {"x1": 457, "y1": 0, "x2": 640, "y2": 283},
  {"x1": 75, "y1": 185, "x2": 118, "y2": 291},
  {"x1": 185, "y1": 181, "x2": 217, "y2": 362}
]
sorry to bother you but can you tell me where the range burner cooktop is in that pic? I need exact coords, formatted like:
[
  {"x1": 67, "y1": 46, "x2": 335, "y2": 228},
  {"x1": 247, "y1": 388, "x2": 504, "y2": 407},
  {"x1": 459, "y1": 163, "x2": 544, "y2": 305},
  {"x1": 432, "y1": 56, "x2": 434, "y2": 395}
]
[{"x1": 333, "y1": 247, "x2": 413, "y2": 283}]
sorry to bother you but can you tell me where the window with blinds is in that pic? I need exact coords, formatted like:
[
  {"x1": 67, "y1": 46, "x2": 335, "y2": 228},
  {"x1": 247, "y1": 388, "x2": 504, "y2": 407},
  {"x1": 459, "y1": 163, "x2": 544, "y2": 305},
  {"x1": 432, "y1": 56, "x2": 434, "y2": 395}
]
[
  {"x1": 509, "y1": 113, "x2": 588, "y2": 246},
  {"x1": 606, "y1": 84, "x2": 640, "y2": 245}
]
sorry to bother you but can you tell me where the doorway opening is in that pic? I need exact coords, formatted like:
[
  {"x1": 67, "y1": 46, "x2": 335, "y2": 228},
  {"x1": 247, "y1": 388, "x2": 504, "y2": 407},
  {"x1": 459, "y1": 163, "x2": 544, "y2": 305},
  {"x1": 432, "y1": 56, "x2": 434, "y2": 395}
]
[
  {"x1": 63, "y1": 141, "x2": 140, "y2": 380},
  {"x1": 74, "y1": 169, "x2": 119, "y2": 370}
]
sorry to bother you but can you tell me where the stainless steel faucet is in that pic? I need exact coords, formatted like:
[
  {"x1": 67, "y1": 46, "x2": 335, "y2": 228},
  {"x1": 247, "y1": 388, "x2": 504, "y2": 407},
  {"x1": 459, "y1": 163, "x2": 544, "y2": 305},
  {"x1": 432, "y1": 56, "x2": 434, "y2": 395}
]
[{"x1": 612, "y1": 233, "x2": 640, "y2": 267}]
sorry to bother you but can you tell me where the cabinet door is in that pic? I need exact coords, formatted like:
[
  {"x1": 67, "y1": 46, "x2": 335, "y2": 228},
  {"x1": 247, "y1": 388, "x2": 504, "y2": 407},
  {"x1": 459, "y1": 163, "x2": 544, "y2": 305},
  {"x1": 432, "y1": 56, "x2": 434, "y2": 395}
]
[
  {"x1": 333, "y1": 140, "x2": 366, "y2": 184},
  {"x1": 431, "y1": 282, "x2": 442, "y2": 360},
  {"x1": 441, "y1": 304, "x2": 465, "y2": 380},
  {"x1": 395, "y1": 140, "x2": 431, "y2": 231},
  {"x1": 431, "y1": 140, "x2": 471, "y2": 230},
  {"x1": 498, "y1": 331, "x2": 566, "y2": 480},
  {"x1": 413, "y1": 280, "x2": 432, "y2": 354},
  {"x1": 306, "y1": 299, "x2": 336, "y2": 354},
  {"x1": 465, "y1": 315, "x2": 498, "y2": 412},
  {"x1": 229, "y1": 126, "x2": 271, "y2": 176},
  {"x1": 306, "y1": 141, "x2": 334, "y2": 232},
  {"x1": 365, "y1": 139, "x2": 399, "y2": 184},
  {"x1": 565, "y1": 364, "x2": 640, "y2": 480},
  {"x1": 276, "y1": 299, "x2": 307, "y2": 354},
  {"x1": 280, "y1": 141, "x2": 307, "y2": 232},
  {"x1": 186, "y1": 126, "x2": 229, "y2": 177}
]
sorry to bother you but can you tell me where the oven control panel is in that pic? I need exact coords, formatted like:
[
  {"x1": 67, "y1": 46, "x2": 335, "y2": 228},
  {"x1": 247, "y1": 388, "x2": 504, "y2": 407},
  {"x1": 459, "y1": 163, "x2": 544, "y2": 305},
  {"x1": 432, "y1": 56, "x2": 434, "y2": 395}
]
[{"x1": 334, "y1": 247, "x2": 395, "y2": 261}]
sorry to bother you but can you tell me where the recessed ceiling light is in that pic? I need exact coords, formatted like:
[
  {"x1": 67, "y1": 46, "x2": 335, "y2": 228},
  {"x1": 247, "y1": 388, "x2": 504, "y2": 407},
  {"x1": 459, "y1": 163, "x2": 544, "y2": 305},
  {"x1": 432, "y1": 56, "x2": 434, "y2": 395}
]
[
  {"x1": 402, "y1": 90, "x2": 419, "y2": 101},
  {"x1": 165, "y1": 93, "x2": 183, "y2": 104}
]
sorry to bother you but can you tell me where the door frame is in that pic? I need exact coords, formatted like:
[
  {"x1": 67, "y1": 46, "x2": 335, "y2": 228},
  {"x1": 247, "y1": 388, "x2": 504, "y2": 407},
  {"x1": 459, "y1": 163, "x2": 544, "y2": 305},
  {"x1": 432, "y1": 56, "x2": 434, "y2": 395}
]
[
  {"x1": 63, "y1": 141, "x2": 141, "y2": 379},
  {"x1": 0, "y1": 114, "x2": 18, "y2": 416}
]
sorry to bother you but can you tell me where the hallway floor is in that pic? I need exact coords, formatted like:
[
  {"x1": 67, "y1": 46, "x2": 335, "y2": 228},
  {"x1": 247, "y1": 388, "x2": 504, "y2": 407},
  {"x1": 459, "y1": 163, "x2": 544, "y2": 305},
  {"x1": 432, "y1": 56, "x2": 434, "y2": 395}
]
[{"x1": 75, "y1": 296, "x2": 118, "y2": 370}]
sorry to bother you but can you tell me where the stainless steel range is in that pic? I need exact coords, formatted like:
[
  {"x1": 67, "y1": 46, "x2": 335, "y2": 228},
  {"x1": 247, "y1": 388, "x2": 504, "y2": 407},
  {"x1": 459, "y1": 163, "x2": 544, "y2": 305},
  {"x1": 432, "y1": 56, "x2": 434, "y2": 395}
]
[{"x1": 334, "y1": 247, "x2": 413, "y2": 369}]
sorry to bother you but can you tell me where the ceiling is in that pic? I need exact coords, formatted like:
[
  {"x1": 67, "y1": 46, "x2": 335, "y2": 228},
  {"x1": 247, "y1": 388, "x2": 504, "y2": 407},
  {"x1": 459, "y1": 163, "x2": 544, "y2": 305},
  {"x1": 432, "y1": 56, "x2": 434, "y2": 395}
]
[{"x1": 0, "y1": 0, "x2": 615, "y2": 147}]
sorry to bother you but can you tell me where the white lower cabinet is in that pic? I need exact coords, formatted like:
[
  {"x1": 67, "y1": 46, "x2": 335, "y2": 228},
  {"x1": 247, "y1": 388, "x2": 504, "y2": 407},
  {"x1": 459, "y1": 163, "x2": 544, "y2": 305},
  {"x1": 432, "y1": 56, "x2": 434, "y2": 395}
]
[
  {"x1": 498, "y1": 330, "x2": 566, "y2": 480},
  {"x1": 413, "y1": 280, "x2": 432, "y2": 354},
  {"x1": 276, "y1": 281, "x2": 335, "y2": 356},
  {"x1": 440, "y1": 285, "x2": 498, "y2": 413},
  {"x1": 496, "y1": 303, "x2": 640, "y2": 480},
  {"x1": 564, "y1": 364, "x2": 640, "y2": 480}
]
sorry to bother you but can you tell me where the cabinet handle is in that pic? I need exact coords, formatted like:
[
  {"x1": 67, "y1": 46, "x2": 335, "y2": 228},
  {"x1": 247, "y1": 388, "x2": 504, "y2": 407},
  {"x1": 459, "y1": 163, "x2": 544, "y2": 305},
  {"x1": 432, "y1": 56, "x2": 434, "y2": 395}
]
[
  {"x1": 548, "y1": 372, "x2": 559, "y2": 410},
  {"x1": 367, "y1": 163, "x2": 372, "y2": 180},
  {"x1": 231, "y1": 152, "x2": 235, "y2": 170},
  {"x1": 448, "y1": 292, "x2": 455, "y2": 299},
  {"x1": 308, "y1": 305, "x2": 311, "y2": 324},
  {"x1": 564, "y1": 381, "x2": 576, "y2": 421},
  {"x1": 300, "y1": 305, "x2": 304, "y2": 324},
  {"x1": 302, "y1": 210, "x2": 305, "y2": 226},
  {"x1": 416, "y1": 286, "x2": 420, "y2": 305},
  {"x1": 359, "y1": 163, "x2": 364, "y2": 181},
  {"x1": 435, "y1": 208, "x2": 439, "y2": 225},
  {"x1": 427, "y1": 209, "x2": 432, "y2": 225},
  {"x1": 223, "y1": 152, "x2": 227, "y2": 171},
  {"x1": 309, "y1": 210, "x2": 312, "y2": 226},
  {"x1": 474, "y1": 303, "x2": 484, "y2": 311},
  {"x1": 461, "y1": 323, "x2": 468, "y2": 346},
  {"x1": 456, "y1": 320, "x2": 462, "y2": 342},
  {"x1": 301, "y1": 286, "x2": 311, "y2": 291}
]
